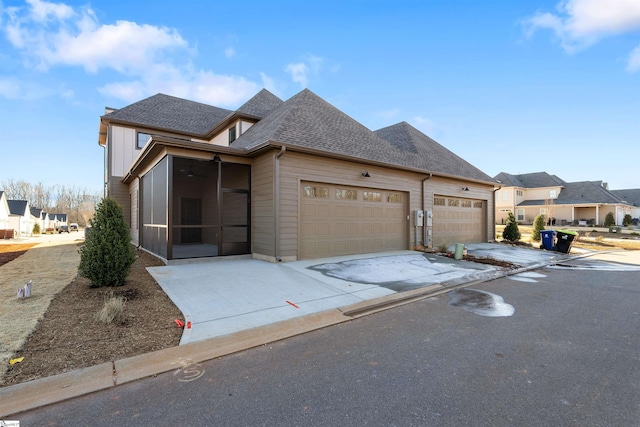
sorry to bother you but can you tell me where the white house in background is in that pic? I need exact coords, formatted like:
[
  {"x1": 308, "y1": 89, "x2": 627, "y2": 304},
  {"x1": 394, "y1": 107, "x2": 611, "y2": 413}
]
[
  {"x1": 0, "y1": 191, "x2": 9, "y2": 230},
  {"x1": 7, "y1": 199, "x2": 32, "y2": 236}
]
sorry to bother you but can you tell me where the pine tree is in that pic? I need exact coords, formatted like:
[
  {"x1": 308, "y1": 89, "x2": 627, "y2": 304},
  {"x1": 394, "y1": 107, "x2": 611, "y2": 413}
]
[
  {"x1": 532, "y1": 214, "x2": 546, "y2": 241},
  {"x1": 604, "y1": 212, "x2": 615, "y2": 227},
  {"x1": 502, "y1": 211, "x2": 521, "y2": 242},
  {"x1": 78, "y1": 198, "x2": 135, "y2": 287}
]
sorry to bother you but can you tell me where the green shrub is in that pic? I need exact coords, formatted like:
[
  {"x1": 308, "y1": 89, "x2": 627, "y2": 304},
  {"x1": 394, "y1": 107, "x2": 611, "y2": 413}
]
[
  {"x1": 623, "y1": 214, "x2": 632, "y2": 227},
  {"x1": 78, "y1": 198, "x2": 135, "y2": 287},
  {"x1": 604, "y1": 212, "x2": 615, "y2": 227},
  {"x1": 532, "y1": 214, "x2": 545, "y2": 241},
  {"x1": 502, "y1": 212, "x2": 521, "y2": 242},
  {"x1": 32, "y1": 223, "x2": 41, "y2": 235}
]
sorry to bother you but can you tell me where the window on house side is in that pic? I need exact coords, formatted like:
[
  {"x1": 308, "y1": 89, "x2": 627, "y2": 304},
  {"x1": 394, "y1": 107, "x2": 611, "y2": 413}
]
[
  {"x1": 336, "y1": 189, "x2": 357, "y2": 200},
  {"x1": 137, "y1": 132, "x2": 151, "y2": 149},
  {"x1": 502, "y1": 190, "x2": 508, "y2": 201},
  {"x1": 549, "y1": 190, "x2": 557, "y2": 199},
  {"x1": 229, "y1": 126, "x2": 236, "y2": 143},
  {"x1": 363, "y1": 191, "x2": 382, "y2": 202}
]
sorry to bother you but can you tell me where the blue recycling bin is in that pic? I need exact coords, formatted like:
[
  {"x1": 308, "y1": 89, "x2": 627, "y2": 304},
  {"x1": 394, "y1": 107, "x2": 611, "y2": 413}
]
[{"x1": 540, "y1": 230, "x2": 557, "y2": 251}]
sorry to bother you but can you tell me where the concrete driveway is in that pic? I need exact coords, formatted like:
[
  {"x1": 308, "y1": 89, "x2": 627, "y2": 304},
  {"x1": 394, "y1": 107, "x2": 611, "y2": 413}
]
[{"x1": 147, "y1": 244, "x2": 565, "y2": 345}]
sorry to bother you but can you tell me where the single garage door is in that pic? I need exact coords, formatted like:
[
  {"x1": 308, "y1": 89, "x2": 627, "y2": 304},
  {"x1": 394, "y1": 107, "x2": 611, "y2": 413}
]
[
  {"x1": 432, "y1": 196, "x2": 485, "y2": 247},
  {"x1": 300, "y1": 182, "x2": 408, "y2": 259}
]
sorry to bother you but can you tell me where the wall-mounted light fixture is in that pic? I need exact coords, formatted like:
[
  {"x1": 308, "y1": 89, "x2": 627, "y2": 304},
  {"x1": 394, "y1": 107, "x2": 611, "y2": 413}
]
[
  {"x1": 461, "y1": 187, "x2": 469, "y2": 191},
  {"x1": 361, "y1": 171, "x2": 371, "y2": 177}
]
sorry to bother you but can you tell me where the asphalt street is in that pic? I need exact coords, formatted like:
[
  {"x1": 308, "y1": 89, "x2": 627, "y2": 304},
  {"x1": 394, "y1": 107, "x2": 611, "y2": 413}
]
[{"x1": 11, "y1": 256, "x2": 640, "y2": 426}]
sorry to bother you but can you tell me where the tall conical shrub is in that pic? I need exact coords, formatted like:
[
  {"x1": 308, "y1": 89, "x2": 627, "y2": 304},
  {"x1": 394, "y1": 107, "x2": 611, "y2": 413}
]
[
  {"x1": 78, "y1": 198, "x2": 135, "y2": 287},
  {"x1": 502, "y1": 211, "x2": 521, "y2": 242},
  {"x1": 532, "y1": 214, "x2": 546, "y2": 241}
]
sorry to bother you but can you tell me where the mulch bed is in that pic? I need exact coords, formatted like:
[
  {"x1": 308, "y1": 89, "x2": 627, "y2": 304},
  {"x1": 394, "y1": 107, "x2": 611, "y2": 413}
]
[{"x1": 2, "y1": 250, "x2": 183, "y2": 386}]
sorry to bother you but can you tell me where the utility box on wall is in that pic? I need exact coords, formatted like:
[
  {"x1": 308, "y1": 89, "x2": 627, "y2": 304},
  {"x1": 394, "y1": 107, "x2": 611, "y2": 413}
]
[
  {"x1": 414, "y1": 210, "x2": 424, "y2": 227},
  {"x1": 426, "y1": 210, "x2": 433, "y2": 227}
]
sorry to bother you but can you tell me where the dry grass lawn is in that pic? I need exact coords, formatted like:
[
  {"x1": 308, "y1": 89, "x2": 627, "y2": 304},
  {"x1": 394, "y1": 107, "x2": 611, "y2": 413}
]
[{"x1": 0, "y1": 239, "x2": 81, "y2": 381}]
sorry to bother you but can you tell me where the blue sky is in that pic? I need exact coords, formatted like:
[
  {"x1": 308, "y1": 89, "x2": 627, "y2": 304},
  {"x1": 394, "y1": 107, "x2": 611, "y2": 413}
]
[{"x1": 1, "y1": 0, "x2": 638, "y2": 195}]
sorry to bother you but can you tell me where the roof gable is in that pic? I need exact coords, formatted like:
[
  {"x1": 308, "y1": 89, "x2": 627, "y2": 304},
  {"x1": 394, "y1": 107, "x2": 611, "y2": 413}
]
[
  {"x1": 104, "y1": 93, "x2": 233, "y2": 136},
  {"x1": 235, "y1": 89, "x2": 283, "y2": 118},
  {"x1": 8, "y1": 199, "x2": 29, "y2": 215},
  {"x1": 232, "y1": 89, "x2": 494, "y2": 183},
  {"x1": 375, "y1": 122, "x2": 494, "y2": 182}
]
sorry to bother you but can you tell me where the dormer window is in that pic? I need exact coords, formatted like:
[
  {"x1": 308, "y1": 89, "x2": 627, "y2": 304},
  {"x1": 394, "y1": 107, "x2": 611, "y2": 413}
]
[
  {"x1": 228, "y1": 126, "x2": 236, "y2": 143},
  {"x1": 137, "y1": 132, "x2": 151, "y2": 149}
]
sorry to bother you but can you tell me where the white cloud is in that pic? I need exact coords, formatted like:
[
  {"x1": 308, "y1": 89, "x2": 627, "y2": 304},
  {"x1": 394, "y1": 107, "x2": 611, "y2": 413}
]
[
  {"x1": 285, "y1": 62, "x2": 309, "y2": 87},
  {"x1": 523, "y1": 0, "x2": 640, "y2": 71},
  {"x1": 285, "y1": 54, "x2": 327, "y2": 87},
  {"x1": 26, "y1": 0, "x2": 73, "y2": 22},
  {"x1": 524, "y1": 0, "x2": 640, "y2": 49},
  {"x1": 627, "y1": 44, "x2": 640, "y2": 72},
  {"x1": 0, "y1": 0, "x2": 266, "y2": 104},
  {"x1": 224, "y1": 47, "x2": 235, "y2": 58}
]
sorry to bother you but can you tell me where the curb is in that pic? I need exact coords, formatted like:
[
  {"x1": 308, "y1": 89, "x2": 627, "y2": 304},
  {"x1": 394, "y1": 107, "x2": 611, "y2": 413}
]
[{"x1": 0, "y1": 255, "x2": 569, "y2": 417}]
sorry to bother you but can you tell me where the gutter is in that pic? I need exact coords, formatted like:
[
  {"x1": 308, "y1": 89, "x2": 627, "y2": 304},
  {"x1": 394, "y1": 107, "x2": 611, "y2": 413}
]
[{"x1": 274, "y1": 146, "x2": 286, "y2": 262}]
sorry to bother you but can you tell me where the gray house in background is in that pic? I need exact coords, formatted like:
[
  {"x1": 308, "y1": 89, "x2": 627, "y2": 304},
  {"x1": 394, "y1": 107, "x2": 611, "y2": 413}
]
[
  {"x1": 99, "y1": 88, "x2": 498, "y2": 263},
  {"x1": 610, "y1": 189, "x2": 640, "y2": 220},
  {"x1": 495, "y1": 171, "x2": 633, "y2": 226}
]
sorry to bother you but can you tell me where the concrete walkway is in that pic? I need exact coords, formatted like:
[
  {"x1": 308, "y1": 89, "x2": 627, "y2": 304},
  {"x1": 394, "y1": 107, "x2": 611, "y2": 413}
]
[
  {"x1": 148, "y1": 244, "x2": 564, "y2": 345},
  {"x1": 1, "y1": 242, "x2": 568, "y2": 417}
]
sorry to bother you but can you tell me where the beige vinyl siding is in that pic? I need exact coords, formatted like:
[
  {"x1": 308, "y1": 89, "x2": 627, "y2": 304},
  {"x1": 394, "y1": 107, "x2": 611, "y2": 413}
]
[
  {"x1": 251, "y1": 153, "x2": 275, "y2": 257},
  {"x1": 423, "y1": 176, "x2": 493, "y2": 246},
  {"x1": 277, "y1": 152, "x2": 422, "y2": 260},
  {"x1": 107, "y1": 180, "x2": 131, "y2": 227}
]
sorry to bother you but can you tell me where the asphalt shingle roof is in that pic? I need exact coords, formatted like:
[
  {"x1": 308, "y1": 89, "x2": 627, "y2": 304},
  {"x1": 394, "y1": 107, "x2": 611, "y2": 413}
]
[
  {"x1": 7, "y1": 200, "x2": 28, "y2": 215},
  {"x1": 611, "y1": 189, "x2": 640, "y2": 207},
  {"x1": 556, "y1": 181, "x2": 625, "y2": 204},
  {"x1": 104, "y1": 93, "x2": 233, "y2": 136},
  {"x1": 494, "y1": 171, "x2": 565, "y2": 188},
  {"x1": 236, "y1": 89, "x2": 283, "y2": 118},
  {"x1": 231, "y1": 89, "x2": 494, "y2": 182}
]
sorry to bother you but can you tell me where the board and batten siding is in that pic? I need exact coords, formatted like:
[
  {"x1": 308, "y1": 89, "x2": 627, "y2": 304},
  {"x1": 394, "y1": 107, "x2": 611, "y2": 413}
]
[
  {"x1": 251, "y1": 152, "x2": 275, "y2": 258},
  {"x1": 277, "y1": 152, "x2": 424, "y2": 260}
]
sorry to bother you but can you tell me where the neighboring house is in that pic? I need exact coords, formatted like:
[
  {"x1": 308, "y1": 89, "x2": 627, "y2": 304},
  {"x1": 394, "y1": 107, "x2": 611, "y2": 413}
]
[
  {"x1": 48, "y1": 213, "x2": 68, "y2": 230},
  {"x1": 30, "y1": 207, "x2": 43, "y2": 233},
  {"x1": 7, "y1": 199, "x2": 32, "y2": 236},
  {"x1": 610, "y1": 189, "x2": 640, "y2": 220},
  {"x1": 494, "y1": 172, "x2": 632, "y2": 226},
  {"x1": 100, "y1": 88, "x2": 498, "y2": 263},
  {"x1": 0, "y1": 191, "x2": 9, "y2": 230}
]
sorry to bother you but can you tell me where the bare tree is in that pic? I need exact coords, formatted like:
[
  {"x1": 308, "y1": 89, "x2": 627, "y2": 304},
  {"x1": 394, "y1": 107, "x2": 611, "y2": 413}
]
[{"x1": 1, "y1": 179, "x2": 100, "y2": 226}]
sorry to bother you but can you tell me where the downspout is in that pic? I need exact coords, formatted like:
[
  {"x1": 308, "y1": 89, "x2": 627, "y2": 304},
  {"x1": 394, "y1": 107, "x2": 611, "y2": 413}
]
[
  {"x1": 274, "y1": 146, "x2": 286, "y2": 262},
  {"x1": 493, "y1": 186, "x2": 501, "y2": 241},
  {"x1": 421, "y1": 173, "x2": 432, "y2": 248}
]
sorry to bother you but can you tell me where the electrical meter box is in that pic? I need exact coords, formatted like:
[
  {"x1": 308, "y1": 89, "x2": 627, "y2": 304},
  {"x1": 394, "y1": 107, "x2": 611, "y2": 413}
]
[
  {"x1": 414, "y1": 210, "x2": 424, "y2": 226},
  {"x1": 426, "y1": 210, "x2": 433, "y2": 227}
]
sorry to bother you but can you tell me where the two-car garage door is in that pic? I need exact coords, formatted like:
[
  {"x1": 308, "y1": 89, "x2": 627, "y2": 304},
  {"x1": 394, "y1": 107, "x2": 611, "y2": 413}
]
[{"x1": 300, "y1": 182, "x2": 408, "y2": 259}]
